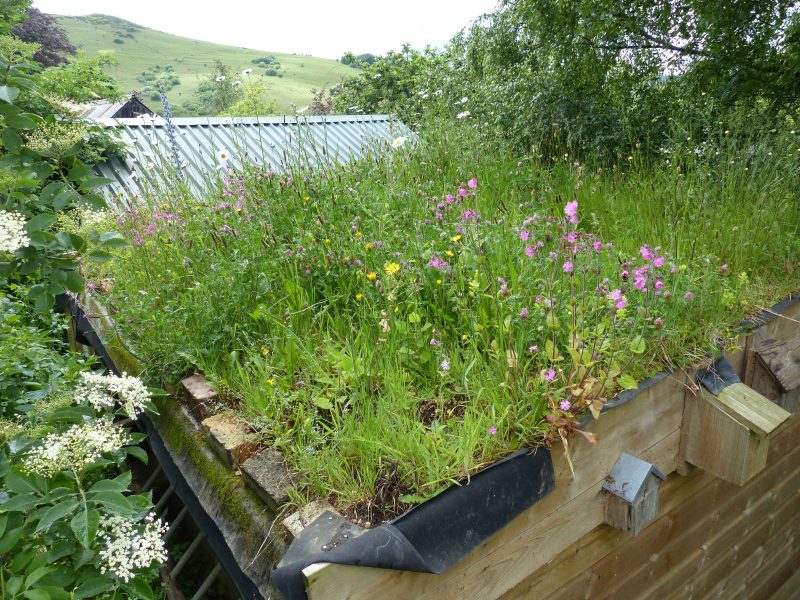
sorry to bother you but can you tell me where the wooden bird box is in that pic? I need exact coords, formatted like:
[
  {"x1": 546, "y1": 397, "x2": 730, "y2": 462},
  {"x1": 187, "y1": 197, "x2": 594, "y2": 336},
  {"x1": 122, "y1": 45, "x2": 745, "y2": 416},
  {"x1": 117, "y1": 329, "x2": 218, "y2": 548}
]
[
  {"x1": 744, "y1": 338, "x2": 800, "y2": 414},
  {"x1": 681, "y1": 358, "x2": 791, "y2": 486},
  {"x1": 603, "y1": 452, "x2": 666, "y2": 536}
]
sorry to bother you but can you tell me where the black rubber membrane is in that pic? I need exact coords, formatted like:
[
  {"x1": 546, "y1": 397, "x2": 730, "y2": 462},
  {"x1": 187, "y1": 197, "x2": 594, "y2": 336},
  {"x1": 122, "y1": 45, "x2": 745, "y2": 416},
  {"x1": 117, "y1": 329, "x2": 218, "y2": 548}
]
[{"x1": 271, "y1": 446, "x2": 554, "y2": 600}]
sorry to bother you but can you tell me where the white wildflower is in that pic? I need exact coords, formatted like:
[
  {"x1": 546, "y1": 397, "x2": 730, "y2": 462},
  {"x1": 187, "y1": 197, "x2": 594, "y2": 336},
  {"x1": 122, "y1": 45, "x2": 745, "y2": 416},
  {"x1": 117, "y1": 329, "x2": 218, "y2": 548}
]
[
  {"x1": 391, "y1": 136, "x2": 406, "y2": 148},
  {"x1": 216, "y1": 149, "x2": 230, "y2": 162},
  {"x1": 97, "y1": 513, "x2": 168, "y2": 582},
  {"x1": 74, "y1": 371, "x2": 151, "y2": 418},
  {"x1": 372, "y1": 73, "x2": 382, "y2": 79},
  {"x1": 0, "y1": 210, "x2": 31, "y2": 253},
  {"x1": 242, "y1": 68, "x2": 252, "y2": 75},
  {"x1": 456, "y1": 111, "x2": 471, "y2": 119},
  {"x1": 23, "y1": 417, "x2": 131, "y2": 477},
  {"x1": 233, "y1": 80, "x2": 242, "y2": 86},
  {"x1": 296, "y1": 106, "x2": 309, "y2": 115},
  {"x1": 440, "y1": 358, "x2": 450, "y2": 373},
  {"x1": 215, "y1": 75, "x2": 226, "y2": 82},
  {"x1": 457, "y1": 96, "x2": 468, "y2": 105}
]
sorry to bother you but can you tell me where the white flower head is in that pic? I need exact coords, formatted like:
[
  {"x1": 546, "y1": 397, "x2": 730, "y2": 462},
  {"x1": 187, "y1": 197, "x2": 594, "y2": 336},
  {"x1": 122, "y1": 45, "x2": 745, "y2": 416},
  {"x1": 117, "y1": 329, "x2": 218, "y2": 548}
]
[
  {"x1": 440, "y1": 358, "x2": 450, "y2": 373},
  {"x1": 391, "y1": 136, "x2": 407, "y2": 148},
  {"x1": 23, "y1": 417, "x2": 131, "y2": 477},
  {"x1": 372, "y1": 73, "x2": 382, "y2": 79},
  {"x1": 97, "y1": 513, "x2": 168, "y2": 582},
  {"x1": 0, "y1": 210, "x2": 30, "y2": 253},
  {"x1": 74, "y1": 371, "x2": 151, "y2": 419},
  {"x1": 458, "y1": 96, "x2": 468, "y2": 104},
  {"x1": 233, "y1": 80, "x2": 242, "y2": 86},
  {"x1": 216, "y1": 149, "x2": 230, "y2": 162},
  {"x1": 296, "y1": 106, "x2": 309, "y2": 115},
  {"x1": 215, "y1": 75, "x2": 226, "y2": 82},
  {"x1": 456, "y1": 111, "x2": 471, "y2": 119},
  {"x1": 242, "y1": 68, "x2": 252, "y2": 75}
]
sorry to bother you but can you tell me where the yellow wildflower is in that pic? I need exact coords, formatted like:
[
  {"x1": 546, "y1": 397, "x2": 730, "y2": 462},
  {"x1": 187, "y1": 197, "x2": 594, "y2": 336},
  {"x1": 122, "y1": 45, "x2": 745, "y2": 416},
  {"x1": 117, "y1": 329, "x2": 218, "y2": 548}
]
[
  {"x1": 355, "y1": 231, "x2": 363, "y2": 238},
  {"x1": 451, "y1": 234, "x2": 462, "y2": 242},
  {"x1": 303, "y1": 195, "x2": 310, "y2": 202},
  {"x1": 267, "y1": 378, "x2": 275, "y2": 386},
  {"x1": 367, "y1": 272, "x2": 377, "y2": 281},
  {"x1": 355, "y1": 293, "x2": 364, "y2": 302},
  {"x1": 445, "y1": 250, "x2": 454, "y2": 257},
  {"x1": 384, "y1": 262, "x2": 400, "y2": 276},
  {"x1": 436, "y1": 279, "x2": 442, "y2": 285},
  {"x1": 325, "y1": 239, "x2": 331, "y2": 245},
  {"x1": 260, "y1": 346, "x2": 270, "y2": 356},
  {"x1": 364, "y1": 242, "x2": 373, "y2": 250},
  {"x1": 461, "y1": 334, "x2": 469, "y2": 341}
]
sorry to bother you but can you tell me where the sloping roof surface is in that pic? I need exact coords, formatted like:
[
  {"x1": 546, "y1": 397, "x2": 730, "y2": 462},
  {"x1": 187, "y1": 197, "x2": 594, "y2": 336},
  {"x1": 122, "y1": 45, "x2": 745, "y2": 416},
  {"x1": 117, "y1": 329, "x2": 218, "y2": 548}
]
[
  {"x1": 602, "y1": 452, "x2": 666, "y2": 504},
  {"x1": 94, "y1": 114, "x2": 409, "y2": 205},
  {"x1": 79, "y1": 97, "x2": 155, "y2": 120}
]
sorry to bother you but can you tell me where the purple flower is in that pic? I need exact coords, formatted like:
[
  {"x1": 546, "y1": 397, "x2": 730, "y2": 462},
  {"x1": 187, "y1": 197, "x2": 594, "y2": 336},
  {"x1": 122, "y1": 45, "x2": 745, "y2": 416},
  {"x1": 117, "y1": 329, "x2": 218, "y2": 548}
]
[
  {"x1": 684, "y1": 291, "x2": 695, "y2": 301},
  {"x1": 559, "y1": 399, "x2": 571, "y2": 411},
  {"x1": 525, "y1": 245, "x2": 536, "y2": 257},
  {"x1": 653, "y1": 256, "x2": 665, "y2": 268},
  {"x1": 593, "y1": 240, "x2": 603, "y2": 252},
  {"x1": 430, "y1": 338, "x2": 441, "y2": 347},
  {"x1": 640, "y1": 244, "x2": 653, "y2": 261},
  {"x1": 458, "y1": 188, "x2": 468, "y2": 197},
  {"x1": 563, "y1": 261, "x2": 574, "y2": 273},
  {"x1": 615, "y1": 298, "x2": 627, "y2": 309},
  {"x1": 487, "y1": 425, "x2": 497, "y2": 435},
  {"x1": 519, "y1": 307, "x2": 529, "y2": 319},
  {"x1": 544, "y1": 369, "x2": 557, "y2": 382},
  {"x1": 467, "y1": 177, "x2": 478, "y2": 189},
  {"x1": 520, "y1": 229, "x2": 531, "y2": 241},
  {"x1": 608, "y1": 289, "x2": 623, "y2": 301},
  {"x1": 427, "y1": 255, "x2": 450, "y2": 271},
  {"x1": 564, "y1": 200, "x2": 578, "y2": 219},
  {"x1": 529, "y1": 345, "x2": 539, "y2": 353}
]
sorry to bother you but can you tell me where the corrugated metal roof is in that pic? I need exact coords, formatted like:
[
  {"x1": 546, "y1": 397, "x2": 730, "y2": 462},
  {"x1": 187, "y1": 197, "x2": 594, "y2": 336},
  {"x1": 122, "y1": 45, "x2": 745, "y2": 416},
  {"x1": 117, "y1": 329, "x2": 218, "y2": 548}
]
[{"x1": 94, "y1": 114, "x2": 411, "y2": 205}]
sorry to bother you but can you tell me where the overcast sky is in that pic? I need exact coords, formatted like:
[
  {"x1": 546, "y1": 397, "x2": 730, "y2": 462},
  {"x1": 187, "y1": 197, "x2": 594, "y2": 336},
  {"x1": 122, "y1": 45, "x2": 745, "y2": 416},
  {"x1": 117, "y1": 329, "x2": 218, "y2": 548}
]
[{"x1": 33, "y1": 0, "x2": 498, "y2": 59}]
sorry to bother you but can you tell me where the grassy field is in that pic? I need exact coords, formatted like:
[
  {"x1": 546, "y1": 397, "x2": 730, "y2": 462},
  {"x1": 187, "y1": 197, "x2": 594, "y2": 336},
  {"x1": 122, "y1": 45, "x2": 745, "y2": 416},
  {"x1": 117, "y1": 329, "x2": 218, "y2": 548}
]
[{"x1": 55, "y1": 14, "x2": 357, "y2": 114}]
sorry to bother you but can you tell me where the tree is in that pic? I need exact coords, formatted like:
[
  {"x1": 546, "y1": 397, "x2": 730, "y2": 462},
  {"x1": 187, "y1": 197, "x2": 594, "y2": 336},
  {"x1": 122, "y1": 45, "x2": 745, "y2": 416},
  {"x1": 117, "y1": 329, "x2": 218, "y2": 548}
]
[
  {"x1": 12, "y1": 7, "x2": 76, "y2": 67},
  {"x1": 193, "y1": 61, "x2": 244, "y2": 115},
  {"x1": 221, "y1": 81, "x2": 277, "y2": 116},
  {"x1": 37, "y1": 53, "x2": 122, "y2": 102}
]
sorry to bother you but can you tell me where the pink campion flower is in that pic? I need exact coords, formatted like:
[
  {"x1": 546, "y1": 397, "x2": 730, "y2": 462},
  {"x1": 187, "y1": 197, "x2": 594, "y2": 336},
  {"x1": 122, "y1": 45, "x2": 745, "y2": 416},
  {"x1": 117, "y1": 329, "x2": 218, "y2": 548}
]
[
  {"x1": 535, "y1": 295, "x2": 544, "y2": 303},
  {"x1": 520, "y1": 229, "x2": 531, "y2": 241},
  {"x1": 445, "y1": 194, "x2": 455, "y2": 203},
  {"x1": 593, "y1": 240, "x2": 603, "y2": 252},
  {"x1": 525, "y1": 245, "x2": 536, "y2": 257},
  {"x1": 684, "y1": 291, "x2": 695, "y2": 301},
  {"x1": 487, "y1": 425, "x2": 497, "y2": 435},
  {"x1": 458, "y1": 188, "x2": 468, "y2": 197},
  {"x1": 430, "y1": 338, "x2": 441, "y2": 347},
  {"x1": 564, "y1": 200, "x2": 578, "y2": 219},
  {"x1": 520, "y1": 307, "x2": 529, "y2": 319},
  {"x1": 566, "y1": 231, "x2": 578, "y2": 243},
  {"x1": 462, "y1": 209, "x2": 476, "y2": 220},
  {"x1": 653, "y1": 256, "x2": 665, "y2": 268},
  {"x1": 640, "y1": 244, "x2": 654, "y2": 261},
  {"x1": 435, "y1": 212, "x2": 444, "y2": 222},
  {"x1": 560, "y1": 399, "x2": 572, "y2": 411},
  {"x1": 544, "y1": 369, "x2": 557, "y2": 382},
  {"x1": 467, "y1": 177, "x2": 478, "y2": 189},
  {"x1": 427, "y1": 256, "x2": 450, "y2": 271},
  {"x1": 615, "y1": 298, "x2": 627, "y2": 310},
  {"x1": 548, "y1": 251, "x2": 558, "y2": 260},
  {"x1": 529, "y1": 345, "x2": 539, "y2": 353},
  {"x1": 608, "y1": 289, "x2": 623, "y2": 301},
  {"x1": 654, "y1": 280, "x2": 664, "y2": 290},
  {"x1": 563, "y1": 261, "x2": 574, "y2": 273},
  {"x1": 634, "y1": 275, "x2": 647, "y2": 291}
]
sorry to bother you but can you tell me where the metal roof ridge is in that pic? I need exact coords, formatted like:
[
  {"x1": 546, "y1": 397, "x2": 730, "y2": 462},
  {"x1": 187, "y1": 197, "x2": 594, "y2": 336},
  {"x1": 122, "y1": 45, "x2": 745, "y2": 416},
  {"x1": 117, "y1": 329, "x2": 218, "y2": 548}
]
[{"x1": 103, "y1": 114, "x2": 394, "y2": 127}]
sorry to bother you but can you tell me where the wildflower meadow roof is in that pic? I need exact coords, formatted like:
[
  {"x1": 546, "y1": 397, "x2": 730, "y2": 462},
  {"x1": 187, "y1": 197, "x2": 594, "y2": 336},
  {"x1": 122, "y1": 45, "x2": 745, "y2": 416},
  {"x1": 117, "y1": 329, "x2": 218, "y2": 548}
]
[{"x1": 93, "y1": 114, "x2": 410, "y2": 205}]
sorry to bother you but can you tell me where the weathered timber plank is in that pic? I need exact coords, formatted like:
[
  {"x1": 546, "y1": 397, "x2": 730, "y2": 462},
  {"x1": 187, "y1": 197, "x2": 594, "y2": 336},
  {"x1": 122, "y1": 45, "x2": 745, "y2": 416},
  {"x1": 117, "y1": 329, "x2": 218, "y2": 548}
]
[
  {"x1": 304, "y1": 373, "x2": 688, "y2": 600},
  {"x1": 739, "y1": 527, "x2": 800, "y2": 599},
  {"x1": 709, "y1": 383, "x2": 790, "y2": 437},
  {"x1": 707, "y1": 517, "x2": 800, "y2": 599},
  {"x1": 767, "y1": 555, "x2": 800, "y2": 600}
]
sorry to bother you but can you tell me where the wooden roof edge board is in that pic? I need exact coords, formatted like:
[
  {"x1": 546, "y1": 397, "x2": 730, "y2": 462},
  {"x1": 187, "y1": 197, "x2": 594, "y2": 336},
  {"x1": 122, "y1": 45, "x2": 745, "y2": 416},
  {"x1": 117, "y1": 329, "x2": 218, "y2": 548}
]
[
  {"x1": 755, "y1": 338, "x2": 800, "y2": 392},
  {"x1": 700, "y1": 384, "x2": 791, "y2": 437},
  {"x1": 95, "y1": 114, "x2": 399, "y2": 127}
]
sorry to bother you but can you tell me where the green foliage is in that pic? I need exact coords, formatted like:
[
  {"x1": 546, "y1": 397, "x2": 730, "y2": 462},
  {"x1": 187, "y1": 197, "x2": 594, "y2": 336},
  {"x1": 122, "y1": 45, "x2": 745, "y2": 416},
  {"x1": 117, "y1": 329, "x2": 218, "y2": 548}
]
[
  {"x1": 0, "y1": 35, "x2": 127, "y2": 312},
  {"x1": 220, "y1": 81, "x2": 276, "y2": 117},
  {"x1": 0, "y1": 292, "x2": 86, "y2": 416},
  {"x1": 185, "y1": 61, "x2": 243, "y2": 116},
  {"x1": 36, "y1": 52, "x2": 122, "y2": 102},
  {"x1": 136, "y1": 64, "x2": 180, "y2": 98},
  {"x1": 0, "y1": 291, "x2": 164, "y2": 598}
]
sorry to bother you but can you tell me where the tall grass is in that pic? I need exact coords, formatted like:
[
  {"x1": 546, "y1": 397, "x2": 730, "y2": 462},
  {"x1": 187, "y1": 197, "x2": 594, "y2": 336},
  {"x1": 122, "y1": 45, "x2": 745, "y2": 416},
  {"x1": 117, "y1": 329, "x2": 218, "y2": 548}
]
[{"x1": 92, "y1": 116, "x2": 800, "y2": 513}]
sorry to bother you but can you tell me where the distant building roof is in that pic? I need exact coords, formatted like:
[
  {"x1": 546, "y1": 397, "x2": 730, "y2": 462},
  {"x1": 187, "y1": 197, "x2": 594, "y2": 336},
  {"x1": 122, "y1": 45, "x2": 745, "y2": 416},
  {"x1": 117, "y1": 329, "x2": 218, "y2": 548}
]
[
  {"x1": 78, "y1": 96, "x2": 155, "y2": 120},
  {"x1": 93, "y1": 114, "x2": 411, "y2": 206}
]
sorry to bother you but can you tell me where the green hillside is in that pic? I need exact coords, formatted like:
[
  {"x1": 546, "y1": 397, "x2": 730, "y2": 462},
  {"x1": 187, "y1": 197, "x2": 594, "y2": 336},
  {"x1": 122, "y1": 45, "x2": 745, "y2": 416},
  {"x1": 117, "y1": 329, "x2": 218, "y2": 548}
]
[{"x1": 55, "y1": 14, "x2": 358, "y2": 115}]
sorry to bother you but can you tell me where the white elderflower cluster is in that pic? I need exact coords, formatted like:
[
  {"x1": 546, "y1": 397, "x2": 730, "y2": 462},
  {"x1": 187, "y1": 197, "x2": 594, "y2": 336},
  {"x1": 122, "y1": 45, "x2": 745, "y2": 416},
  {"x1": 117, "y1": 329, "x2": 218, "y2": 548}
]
[
  {"x1": 0, "y1": 210, "x2": 31, "y2": 254},
  {"x1": 97, "y1": 513, "x2": 168, "y2": 582},
  {"x1": 74, "y1": 371, "x2": 150, "y2": 418},
  {"x1": 22, "y1": 417, "x2": 130, "y2": 477}
]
